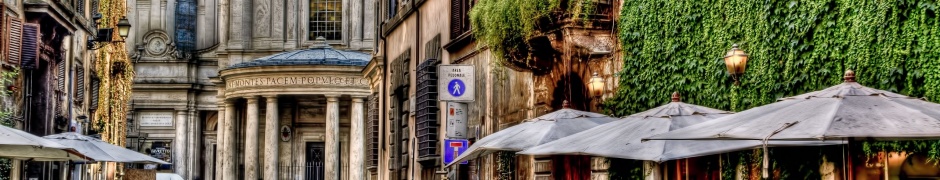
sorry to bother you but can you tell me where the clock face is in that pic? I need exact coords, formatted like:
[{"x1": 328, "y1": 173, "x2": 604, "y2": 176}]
[{"x1": 146, "y1": 38, "x2": 168, "y2": 55}]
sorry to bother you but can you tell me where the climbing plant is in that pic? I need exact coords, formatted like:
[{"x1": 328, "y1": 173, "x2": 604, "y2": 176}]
[
  {"x1": 94, "y1": 0, "x2": 134, "y2": 147},
  {"x1": 469, "y1": 0, "x2": 562, "y2": 64},
  {"x1": 93, "y1": 0, "x2": 134, "y2": 176},
  {"x1": 0, "y1": 67, "x2": 18, "y2": 180},
  {"x1": 606, "y1": 0, "x2": 940, "y2": 179}
]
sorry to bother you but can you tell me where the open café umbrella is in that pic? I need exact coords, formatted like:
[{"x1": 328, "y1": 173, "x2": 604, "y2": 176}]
[
  {"x1": 445, "y1": 102, "x2": 618, "y2": 167},
  {"x1": 646, "y1": 70, "x2": 940, "y2": 177},
  {"x1": 0, "y1": 124, "x2": 85, "y2": 161},
  {"x1": 43, "y1": 132, "x2": 170, "y2": 164},
  {"x1": 520, "y1": 93, "x2": 841, "y2": 162}
]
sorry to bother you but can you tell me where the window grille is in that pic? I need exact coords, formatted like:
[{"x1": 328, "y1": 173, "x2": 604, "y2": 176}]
[
  {"x1": 415, "y1": 59, "x2": 439, "y2": 159},
  {"x1": 368, "y1": 95, "x2": 380, "y2": 168}
]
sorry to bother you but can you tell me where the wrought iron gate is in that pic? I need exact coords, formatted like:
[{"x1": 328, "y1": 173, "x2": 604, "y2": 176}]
[{"x1": 304, "y1": 142, "x2": 325, "y2": 180}]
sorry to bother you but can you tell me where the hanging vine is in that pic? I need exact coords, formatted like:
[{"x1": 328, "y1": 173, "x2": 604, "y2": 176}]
[{"x1": 94, "y1": 0, "x2": 134, "y2": 155}]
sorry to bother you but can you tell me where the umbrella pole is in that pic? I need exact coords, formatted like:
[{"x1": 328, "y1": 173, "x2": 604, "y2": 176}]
[
  {"x1": 762, "y1": 122, "x2": 799, "y2": 179},
  {"x1": 762, "y1": 141, "x2": 769, "y2": 179}
]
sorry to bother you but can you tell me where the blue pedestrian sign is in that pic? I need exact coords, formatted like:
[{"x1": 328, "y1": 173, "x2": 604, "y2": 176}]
[
  {"x1": 439, "y1": 65, "x2": 475, "y2": 101},
  {"x1": 443, "y1": 139, "x2": 470, "y2": 165},
  {"x1": 448, "y1": 79, "x2": 466, "y2": 97}
]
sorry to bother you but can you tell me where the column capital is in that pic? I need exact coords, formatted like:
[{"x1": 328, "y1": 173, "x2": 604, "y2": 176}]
[
  {"x1": 262, "y1": 95, "x2": 279, "y2": 99},
  {"x1": 325, "y1": 95, "x2": 340, "y2": 101},
  {"x1": 222, "y1": 97, "x2": 239, "y2": 103},
  {"x1": 352, "y1": 98, "x2": 365, "y2": 103},
  {"x1": 245, "y1": 96, "x2": 260, "y2": 103},
  {"x1": 350, "y1": 95, "x2": 369, "y2": 100}
]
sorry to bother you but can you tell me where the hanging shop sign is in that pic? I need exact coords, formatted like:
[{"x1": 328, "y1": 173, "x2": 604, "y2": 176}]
[{"x1": 438, "y1": 65, "x2": 474, "y2": 102}]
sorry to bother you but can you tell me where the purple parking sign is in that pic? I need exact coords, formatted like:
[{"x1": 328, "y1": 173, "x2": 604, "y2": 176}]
[{"x1": 443, "y1": 139, "x2": 469, "y2": 165}]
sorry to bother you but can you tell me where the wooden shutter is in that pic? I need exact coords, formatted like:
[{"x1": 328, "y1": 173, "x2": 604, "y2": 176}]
[
  {"x1": 449, "y1": 0, "x2": 462, "y2": 39},
  {"x1": 75, "y1": 63, "x2": 85, "y2": 105},
  {"x1": 7, "y1": 18, "x2": 23, "y2": 65},
  {"x1": 20, "y1": 23, "x2": 40, "y2": 69}
]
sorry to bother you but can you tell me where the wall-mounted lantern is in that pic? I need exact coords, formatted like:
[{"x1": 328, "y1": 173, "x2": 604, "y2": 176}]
[
  {"x1": 588, "y1": 72, "x2": 605, "y2": 98},
  {"x1": 116, "y1": 17, "x2": 132, "y2": 39},
  {"x1": 723, "y1": 44, "x2": 749, "y2": 84}
]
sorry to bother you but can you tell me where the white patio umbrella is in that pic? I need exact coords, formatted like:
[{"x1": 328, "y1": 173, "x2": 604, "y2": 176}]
[
  {"x1": 445, "y1": 104, "x2": 618, "y2": 167},
  {"x1": 43, "y1": 132, "x2": 170, "y2": 164},
  {"x1": 519, "y1": 93, "x2": 842, "y2": 162},
  {"x1": 646, "y1": 70, "x2": 940, "y2": 178},
  {"x1": 0, "y1": 124, "x2": 85, "y2": 161}
]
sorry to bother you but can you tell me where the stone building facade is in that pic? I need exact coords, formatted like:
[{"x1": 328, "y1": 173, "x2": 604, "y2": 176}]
[
  {"x1": 2, "y1": 0, "x2": 100, "y2": 179},
  {"x1": 125, "y1": 0, "x2": 375, "y2": 179},
  {"x1": 371, "y1": 0, "x2": 621, "y2": 179}
]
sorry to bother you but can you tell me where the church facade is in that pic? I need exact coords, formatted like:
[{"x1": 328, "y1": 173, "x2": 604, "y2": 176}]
[{"x1": 125, "y1": 0, "x2": 376, "y2": 179}]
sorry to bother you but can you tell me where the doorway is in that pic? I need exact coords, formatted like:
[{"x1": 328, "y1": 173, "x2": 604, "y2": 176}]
[{"x1": 305, "y1": 142, "x2": 325, "y2": 180}]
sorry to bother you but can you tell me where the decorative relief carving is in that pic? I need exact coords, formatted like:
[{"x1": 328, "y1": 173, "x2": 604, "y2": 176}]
[
  {"x1": 254, "y1": 0, "x2": 269, "y2": 37},
  {"x1": 226, "y1": 75, "x2": 370, "y2": 89},
  {"x1": 143, "y1": 30, "x2": 172, "y2": 56},
  {"x1": 287, "y1": 0, "x2": 296, "y2": 39},
  {"x1": 140, "y1": 30, "x2": 193, "y2": 60}
]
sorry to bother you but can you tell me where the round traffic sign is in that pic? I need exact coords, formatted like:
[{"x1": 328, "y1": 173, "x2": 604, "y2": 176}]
[{"x1": 448, "y1": 79, "x2": 466, "y2": 97}]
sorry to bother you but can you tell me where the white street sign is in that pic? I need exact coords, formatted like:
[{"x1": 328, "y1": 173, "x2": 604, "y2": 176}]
[
  {"x1": 446, "y1": 102, "x2": 468, "y2": 138},
  {"x1": 439, "y1": 65, "x2": 474, "y2": 101}
]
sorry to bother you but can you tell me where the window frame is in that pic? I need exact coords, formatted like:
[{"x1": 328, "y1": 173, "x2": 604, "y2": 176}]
[{"x1": 306, "y1": 0, "x2": 346, "y2": 43}]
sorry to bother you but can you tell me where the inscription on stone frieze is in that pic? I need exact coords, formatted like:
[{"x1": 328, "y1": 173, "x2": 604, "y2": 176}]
[
  {"x1": 226, "y1": 76, "x2": 369, "y2": 89},
  {"x1": 140, "y1": 112, "x2": 174, "y2": 127}
]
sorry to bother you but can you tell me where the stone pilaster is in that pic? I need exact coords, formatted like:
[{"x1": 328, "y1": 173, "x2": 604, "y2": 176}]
[
  {"x1": 325, "y1": 95, "x2": 340, "y2": 180},
  {"x1": 245, "y1": 96, "x2": 261, "y2": 180},
  {"x1": 264, "y1": 95, "x2": 280, "y2": 180},
  {"x1": 174, "y1": 109, "x2": 189, "y2": 178},
  {"x1": 223, "y1": 99, "x2": 237, "y2": 180},
  {"x1": 350, "y1": 97, "x2": 365, "y2": 180}
]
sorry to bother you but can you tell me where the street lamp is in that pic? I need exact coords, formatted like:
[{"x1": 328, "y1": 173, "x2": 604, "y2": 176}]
[
  {"x1": 116, "y1": 17, "x2": 132, "y2": 39},
  {"x1": 588, "y1": 72, "x2": 605, "y2": 98},
  {"x1": 723, "y1": 44, "x2": 749, "y2": 84}
]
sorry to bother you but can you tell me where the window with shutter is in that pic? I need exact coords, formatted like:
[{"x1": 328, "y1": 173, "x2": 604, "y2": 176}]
[
  {"x1": 7, "y1": 18, "x2": 23, "y2": 65},
  {"x1": 75, "y1": 63, "x2": 85, "y2": 105},
  {"x1": 20, "y1": 23, "x2": 39, "y2": 69},
  {"x1": 449, "y1": 0, "x2": 472, "y2": 39},
  {"x1": 90, "y1": 77, "x2": 99, "y2": 113}
]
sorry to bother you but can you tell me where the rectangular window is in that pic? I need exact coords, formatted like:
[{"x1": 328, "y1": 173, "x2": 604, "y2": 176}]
[
  {"x1": 309, "y1": 0, "x2": 342, "y2": 40},
  {"x1": 387, "y1": 0, "x2": 397, "y2": 18},
  {"x1": 450, "y1": 0, "x2": 472, "y2": 39}
]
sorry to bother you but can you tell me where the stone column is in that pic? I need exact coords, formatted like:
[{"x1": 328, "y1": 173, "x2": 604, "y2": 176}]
[
  {"x1": 350, "y1": 97, "x2": 365, "y2": 180},
  {"x1": 175, "y1": 109, "x2": 189, "y2": 178},
  {"x1": 325, "y1": 95, "x2": 340, "y2": 180},
  {"x1": 264, "y1": 95, "x2": 279, "y2": 180},
  {"x1": 223, "y1": 99, "x2": 237, "y2": 180},
  {"x1": 245, "y1": 96, "x2": 260, "y2": 180},
  {"x1": 189, "y1": 108, "x2": 200, "y2": 180},
  {"x1": 215, "y1": 102, "x2": 225, "y2": 180}
]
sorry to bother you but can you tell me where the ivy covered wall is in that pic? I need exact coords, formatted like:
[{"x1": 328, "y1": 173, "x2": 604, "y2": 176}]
[{"x1": 605, "y1": 0, "x2": 940, "y2": 115}]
